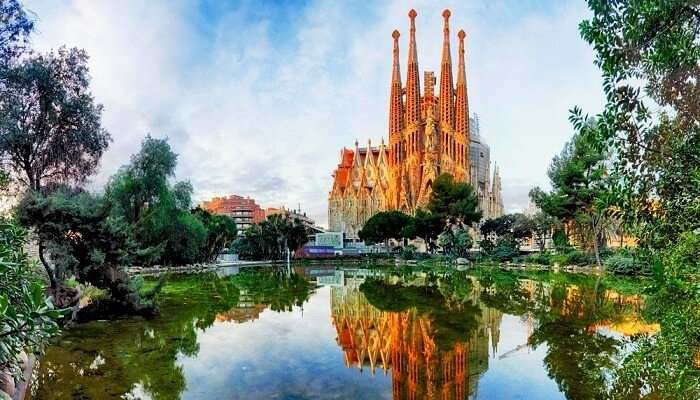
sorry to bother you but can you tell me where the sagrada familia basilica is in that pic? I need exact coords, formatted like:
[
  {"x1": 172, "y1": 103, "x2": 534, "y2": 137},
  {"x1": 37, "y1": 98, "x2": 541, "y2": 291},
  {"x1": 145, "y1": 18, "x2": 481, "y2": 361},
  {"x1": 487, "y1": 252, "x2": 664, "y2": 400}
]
[{"x1": 328, "y1": 9, "x2": 504, "y2": 240}]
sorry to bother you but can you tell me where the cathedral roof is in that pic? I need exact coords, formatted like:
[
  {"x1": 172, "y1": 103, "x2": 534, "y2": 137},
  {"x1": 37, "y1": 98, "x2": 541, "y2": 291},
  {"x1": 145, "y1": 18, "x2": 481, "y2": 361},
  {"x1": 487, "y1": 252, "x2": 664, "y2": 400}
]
[
  {"x1": 333, "y1": 148, "x2": 355, "y2": 191},
  {"x1": 356, "y1": 146, "x2": 381, "y2": 166}
]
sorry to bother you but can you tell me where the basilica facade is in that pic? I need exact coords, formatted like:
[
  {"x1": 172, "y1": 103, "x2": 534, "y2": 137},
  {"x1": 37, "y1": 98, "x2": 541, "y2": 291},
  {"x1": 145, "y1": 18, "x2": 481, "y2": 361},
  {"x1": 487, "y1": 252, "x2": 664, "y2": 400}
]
[{"x1": 328, "y1": 9, "x2": 504, "y2": 239}]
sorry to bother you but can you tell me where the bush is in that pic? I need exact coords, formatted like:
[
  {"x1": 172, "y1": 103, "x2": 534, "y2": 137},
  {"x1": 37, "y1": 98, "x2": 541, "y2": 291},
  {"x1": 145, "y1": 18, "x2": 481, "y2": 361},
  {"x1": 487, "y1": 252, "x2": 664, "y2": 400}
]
[
  {"x1": 400, "y1": 245, "x2": 417, "y2": 260},
  {"x1": 660, "y1": 231, "x2": 700, "y2": 297},
  {"x1": 521, "y1": 252, "x2": 553, "y2": 266},
  {"x1": 415, "y1": 252, "x2": 433, "y2": 261},
  {"x1": 564, "y1": 249, "x2": 595, "y2": 266},
  {"x1": 491, "y1": 236, "x2": 520, "y2": 262},
  {"x1": 604, "y1": 254, "x2": 649, "y2": 275},
  {"x1": 0, "y1": 221, "x2": 63, "y2": 381}
]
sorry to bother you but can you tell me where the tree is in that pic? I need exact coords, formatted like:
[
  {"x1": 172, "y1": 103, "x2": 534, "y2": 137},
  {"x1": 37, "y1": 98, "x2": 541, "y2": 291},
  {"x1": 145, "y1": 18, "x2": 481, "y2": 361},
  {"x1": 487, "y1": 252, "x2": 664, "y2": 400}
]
[
  {"x1": 358, "y1": 210, "x2": 411, "y2": 246},
  {"x1": 15, "y1": 187, "x2": 152, "y2": 316},
  {"x1": 437, "y1": 228, "x2": 473, "y2": 258},
  {"x1": 491, "y1": 235, "x2": 520, "y2": 262},
  {"x1": 480, "y1": 214, "x2": 516, "y2": 238},
  {"x1": 428, "y1": 173, "x2": 482, "y2": 227},
  {"x1": 530, "y1": 212, "x2": 556, "y2": 252},
  {"x1": 104, "y1": 136, "x2": 209, "y2": 266},
  {"x1": 0, "y1": 47, "x2": 111, "y2": 192},
  {"x1": 512, "y1": 214, "x2": 534, "y2": 242},
  {"x1": 401, "y1": 208, "x2": 444, "y2": 251},
  {"x1": 480, "y1": 213, "x2": 532, "y2": 251},
  {"x1": 106, "y1": 135, "x2": 177, "y2": 224},
  {"x1": 577, "y1": 1, "x2": 700, "y2": 254},
  {"x1": 0, "y1": 0, "x2": 33, "y2": 63},
  {"x1": 285, "y1": 218, "x2": 309, "y2": 254},
  {"x1": 234, "y1": 215, "x2": 308, "y2": 261},
  {"x1": 191, "y1": 207, "x2": 237, "y2": 262},
  {"x1": 574, "y1": 4, "x2": 700, "y2": 394},
  {"x1": 530, "y1": 130, "x2": 609, "y2": 266},
  {"x1": 138, "y1": 195, "x2": 207, "y2": 265}
]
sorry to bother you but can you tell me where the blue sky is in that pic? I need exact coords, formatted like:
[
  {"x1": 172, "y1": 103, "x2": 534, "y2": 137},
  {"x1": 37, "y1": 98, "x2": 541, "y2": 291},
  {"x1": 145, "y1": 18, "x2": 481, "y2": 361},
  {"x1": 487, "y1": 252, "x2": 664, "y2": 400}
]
[{"x1": 23, "y1": 0, "x2": 604, "y2": 227}]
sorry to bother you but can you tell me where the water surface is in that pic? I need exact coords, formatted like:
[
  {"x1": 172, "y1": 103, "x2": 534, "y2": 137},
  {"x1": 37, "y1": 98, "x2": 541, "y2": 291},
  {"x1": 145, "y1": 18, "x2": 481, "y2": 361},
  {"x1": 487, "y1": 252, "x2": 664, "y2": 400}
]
[{"x1": 30, "y1": 265, "x2": 656, "y2": 400}]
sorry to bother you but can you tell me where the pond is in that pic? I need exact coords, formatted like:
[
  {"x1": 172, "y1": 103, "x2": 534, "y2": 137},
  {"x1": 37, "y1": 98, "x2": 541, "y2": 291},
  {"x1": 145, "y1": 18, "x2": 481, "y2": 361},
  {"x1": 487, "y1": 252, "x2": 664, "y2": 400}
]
[{"x1": 29, "y1": 265, "x2": 657, "y2": 400}]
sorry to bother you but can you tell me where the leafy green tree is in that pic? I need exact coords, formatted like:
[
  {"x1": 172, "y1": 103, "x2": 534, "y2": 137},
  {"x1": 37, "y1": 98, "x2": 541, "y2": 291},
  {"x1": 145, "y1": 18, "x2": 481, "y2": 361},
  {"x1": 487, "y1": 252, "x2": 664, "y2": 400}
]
[
  {"x1": 531, "y1": 212, "x2": 557, "y2": 252},
  {"x1": 16, "y1": 189, "x2": 142, "y2": 309},
  {"x1": 106, "y1": 135, "x2": 177, "y2": 224},
  {"x1": 232, "y1": 224, "x2": 271, "y2": 261},
  {"x1": 480, "y1": 213, "x2": 533, "y2": 255},
  {"x1": 0, "y1": 0, "x2": 33, "y2": 62},
  {"x1": 491, "y1": 235, "x2": 520, "y2": 262},
  {"x1": 358, "y1": 210, "x2": 411, "y2": 246},
  {"x1": 192, "y1": 207, "x2": 237, "y2": 262},
  {"x1": 0, "y1": 47, "x2": 111, "y2": 192},
  {"x1": 512, "y1": 213, "x2": 534, "y2": 241},
  {"x1": 400, "y1": 208, "x2": 443, "y2": 251},
  {"x1": 233, "y1": 215, "x2": 308, "y2": 261},
  {"x1": 530, "y1": 130, "x2": 609, "y2": 265},
  {"x1": 480, "y1": 214, "x2": 516, "y2": 238},
  {"x1": 105, "y1": 136, "x2": 210, "y2": 266},
  {"x1": 437, "y1": 228, "x2": 473, "y2": 258},
  {"x1": 138, "y1": 195, "x2": 207, "y2": 265},
  {"x1": 0, "y1": 221, "x2": 62, "y2": 382},
  {"x1": 428, "y1": 173, "x2": 481, "y2": 227},
  {"x1": 577, "y1": 1, "x2": 700, "y2": 255},
  {"x1": 573, "y1": 3, "x2": 700, "y2": 395},
  {"x1": 285, "y1": 218, "x2": 310, "y2": 254}
]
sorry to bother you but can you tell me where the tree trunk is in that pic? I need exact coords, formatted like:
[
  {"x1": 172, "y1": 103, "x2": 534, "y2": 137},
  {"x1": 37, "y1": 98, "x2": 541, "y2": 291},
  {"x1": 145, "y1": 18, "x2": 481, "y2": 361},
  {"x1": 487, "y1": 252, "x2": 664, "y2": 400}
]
[
  {"x1": 38, "y1": 241, "x2": 58, "y2": 290},
  {"x1": 591, "y1": 219, "x2": 602, "y2": 268}
]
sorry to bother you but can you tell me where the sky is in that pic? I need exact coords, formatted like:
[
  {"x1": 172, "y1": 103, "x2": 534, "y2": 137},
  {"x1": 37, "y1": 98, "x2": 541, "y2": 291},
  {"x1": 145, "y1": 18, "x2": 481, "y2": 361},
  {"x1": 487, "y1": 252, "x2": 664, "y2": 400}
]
[{"x1": 23, "y1": 0, "x2": 605, "y2": 227}]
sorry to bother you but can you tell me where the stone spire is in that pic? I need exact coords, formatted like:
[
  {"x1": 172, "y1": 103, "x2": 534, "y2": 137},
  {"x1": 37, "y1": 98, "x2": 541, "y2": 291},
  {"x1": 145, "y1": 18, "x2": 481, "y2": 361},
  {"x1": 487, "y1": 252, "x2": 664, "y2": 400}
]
[
  {"x1": 455, "y1": 29, "x2": 470, "y2": 142},
  {"x1": 439, "y1": 9, "x2": 454, "y2": 129},
  {"x1": 389, "y1": 30, "x2": 404, "y2": 139},
  {"x1": 405, "y1": 9, "x2": 421, "y2": 126}
]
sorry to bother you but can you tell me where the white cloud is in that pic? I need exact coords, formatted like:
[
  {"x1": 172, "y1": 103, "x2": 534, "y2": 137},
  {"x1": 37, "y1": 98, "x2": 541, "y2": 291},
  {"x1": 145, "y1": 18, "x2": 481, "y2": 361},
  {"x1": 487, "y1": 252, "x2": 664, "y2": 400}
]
[{"x1": 23, "y1": 0, "x2": 604, "y2": 225}]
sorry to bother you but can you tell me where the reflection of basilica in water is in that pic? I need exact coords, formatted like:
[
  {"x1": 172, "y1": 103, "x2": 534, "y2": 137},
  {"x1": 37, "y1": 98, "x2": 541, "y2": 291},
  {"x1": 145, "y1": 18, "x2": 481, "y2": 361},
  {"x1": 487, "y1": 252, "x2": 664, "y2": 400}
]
[
  {"x1": 329, "y1": 281, "x2": 501, "y2": 400},
  {"x1": 316, "y1": 267, "x2": 660, "y2": 400}
]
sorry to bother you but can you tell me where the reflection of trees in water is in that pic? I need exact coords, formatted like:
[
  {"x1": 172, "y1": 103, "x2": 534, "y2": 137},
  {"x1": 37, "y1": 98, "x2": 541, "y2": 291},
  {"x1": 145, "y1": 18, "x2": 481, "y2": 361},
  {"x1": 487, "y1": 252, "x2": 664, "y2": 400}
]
[
  {"x1": 31, "y1": 267, "x2": 654, "y2": 400},
  {"x1": 475, "y1": 269, "x2": 657, "y2": 400},
  {"x1": 331, "y1": 275, "x2": 501, "y2": 400},
  {"x1": 340, "y1": 268, "x2": 656, "y2": 400},
  {"x1": 31, "y1": 269, "x2": 314, "y2": 400}
]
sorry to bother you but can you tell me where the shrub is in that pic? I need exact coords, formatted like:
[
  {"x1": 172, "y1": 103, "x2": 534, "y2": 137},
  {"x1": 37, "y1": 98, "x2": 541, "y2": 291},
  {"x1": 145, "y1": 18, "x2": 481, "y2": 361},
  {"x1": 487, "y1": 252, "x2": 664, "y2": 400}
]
[
  {"x1": 400, "y1": 245, "x2": 417, "y2": 260},
  {"x1": 0, "y1": 221, "x2": 63, "y2": 381},
  {"x1": 523, "y1": 252, "x2": 553, "y2": 266},
  {"x1": 415, "y1": 252, "x2": 433, "y2": 261},
  {"x1": 491, "y1": 235, "x2": 520, "y2": 262},
  {"x1": 564, "y1": 249, "x2": 595, "y2": 266},
  {"x1": 604, "y1": 254, "x2": 650, "y2": 275},
  {"x1": 660, "y1": 231, "x2": 700, "y2": 297}
]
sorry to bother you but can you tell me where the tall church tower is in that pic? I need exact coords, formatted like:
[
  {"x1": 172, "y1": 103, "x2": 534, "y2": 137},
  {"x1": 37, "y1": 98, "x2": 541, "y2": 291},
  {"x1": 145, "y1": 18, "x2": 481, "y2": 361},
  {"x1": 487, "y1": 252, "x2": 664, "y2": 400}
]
[
  {"x1": 402, "y1": 9, "x2": 422, "y2": 211},
  {"x1": 438, "y1": 10, "x2": 455, "y2": 176},
  {"x1": 388, "y1": 29, "x2": 404, "y2": 211},
  {"x1": 454, "y1": 29, "x2": 470, "y2": 183},
  {"x1": 329, "y1": 9, "x2": 497, "y2": 239}
]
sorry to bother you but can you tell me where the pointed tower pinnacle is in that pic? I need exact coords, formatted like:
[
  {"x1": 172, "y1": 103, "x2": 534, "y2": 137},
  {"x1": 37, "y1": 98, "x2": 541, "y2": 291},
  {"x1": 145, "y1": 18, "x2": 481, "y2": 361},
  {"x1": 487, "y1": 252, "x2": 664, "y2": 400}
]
[
  {"x1": 405, "y1": 9, "x2": 421, "y2": 125},
  {"x1": 389, "y1": 30, "x2": 404, "y2": 138},
  {"x1": 439, "y1": 9, "x2": 454, "y2": 129},
  {"x1": 455, "y1": 29, "x2": 470, "y2": 142}
]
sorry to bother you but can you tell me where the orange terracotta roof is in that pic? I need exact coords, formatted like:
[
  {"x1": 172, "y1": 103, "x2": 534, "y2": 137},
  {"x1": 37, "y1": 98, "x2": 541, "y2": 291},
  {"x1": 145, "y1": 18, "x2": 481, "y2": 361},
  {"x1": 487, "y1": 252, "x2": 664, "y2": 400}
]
[{"x1": 333, "y1": 149, "x2": 355, "y2": 190}]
